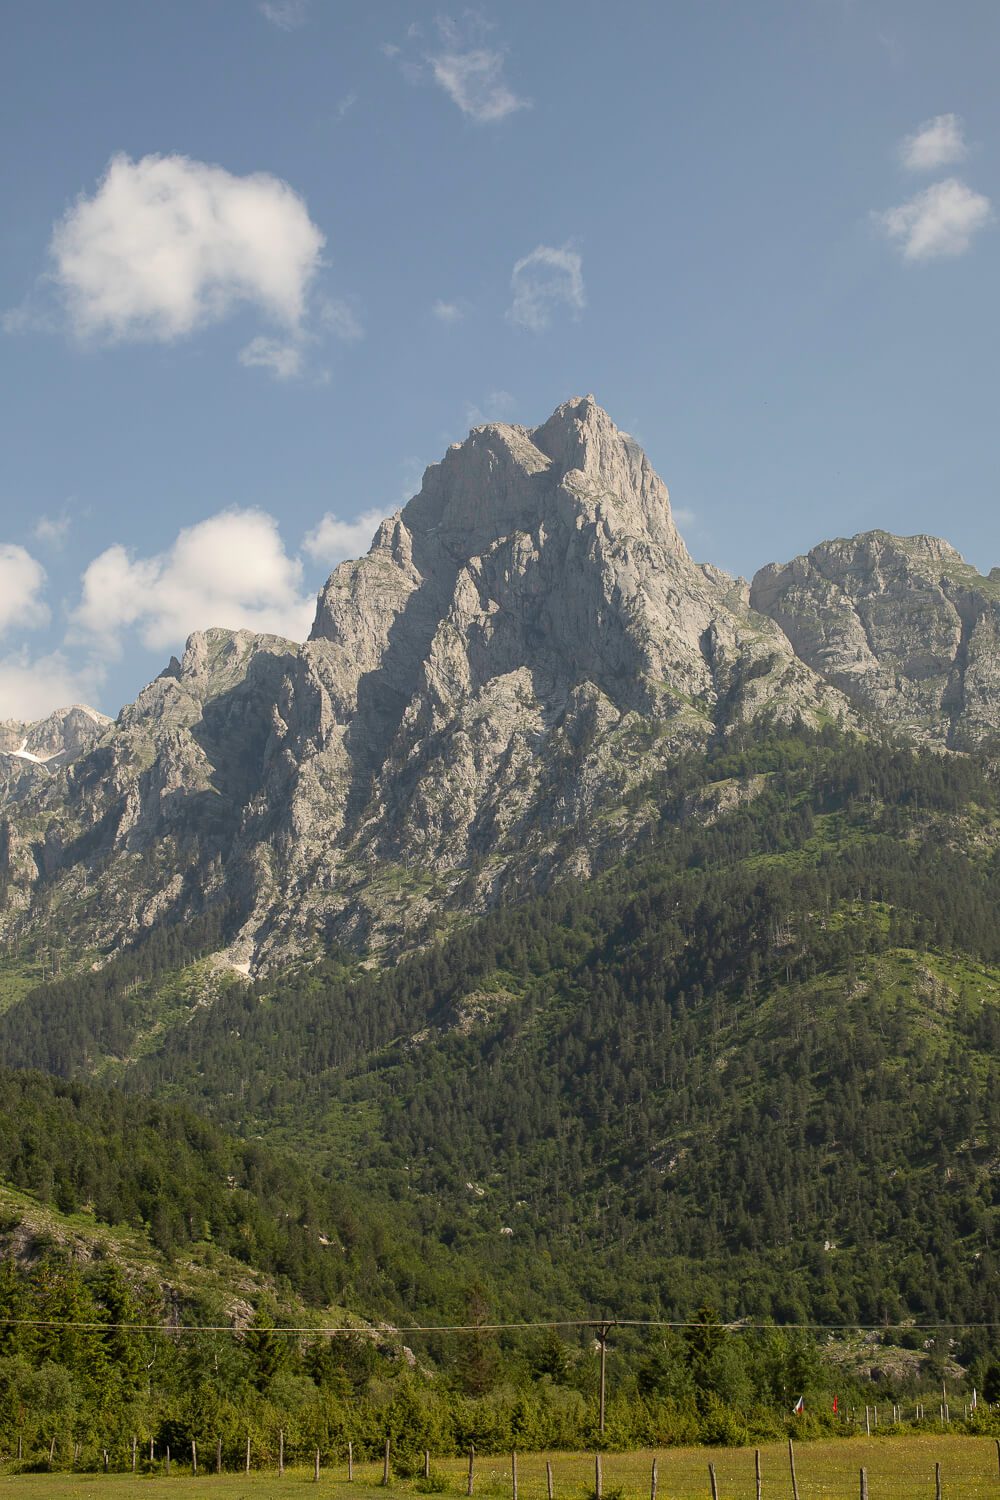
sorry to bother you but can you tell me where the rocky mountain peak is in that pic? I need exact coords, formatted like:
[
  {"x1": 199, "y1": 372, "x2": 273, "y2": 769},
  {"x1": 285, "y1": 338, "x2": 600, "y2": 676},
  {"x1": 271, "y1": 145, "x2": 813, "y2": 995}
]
[
  {"x1": 751, "y1": 530, "x2": 1000, "y2": 748},
  {"x1": 0, "y1": 704, "x2": 110, "y2": 768},
  {"x1": 13, "y1": 400, "x2": 965, "y2": 974}
]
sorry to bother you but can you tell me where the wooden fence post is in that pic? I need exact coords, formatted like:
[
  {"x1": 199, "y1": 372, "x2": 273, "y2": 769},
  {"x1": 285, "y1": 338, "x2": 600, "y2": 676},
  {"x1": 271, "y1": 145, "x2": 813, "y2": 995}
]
[
  {"x1": 49, "y1": 1436, "x2": 56, "y2": 1463},
  {"x1": 165, "y1": 1445, "x2": 170, "y2": 1476},
  {"x1": 595, "y1": 1452, "x2": 602, "y2": 1500},
  {"x1": 788, "y1": 1436, "x2": 800, "y2": 1500},
  {"x1": 348, "y1": 1440, "x2": 354, "y2": 1481},
  {"x1": 995, "y1": 1437, "x2": 1000, "y2": 1478},
  {"x1": 866, "y1": 1405, "x2": 872, "y2": 1437},
  {"x1": 935, "y1": 1461, "x2": 942, "y2": 1500},
  {"x1": 216, "y1": 1436, "x2": 223, "y2": 1474},
  {"x1": 103, "y1": 1449, "x2": 109, "y2": 1473},
  {"x1": 424, "y1": 1450, "x2": 431, "y2": 1479},
  {"x1": 246, "y1": 1433, "x2": 251, "y2": 1474},
  {"x1": 132, "y1": 1434, "x2": 137, "y2": 1472},
  {"x1": 859, "y1": 1468, "x2": 868, "y2": 1500},
  {"x1": 755, "y1": 1446, "x2": 762, "y2": 1500},
  {"x1": 512, "y1": 1449, "x2": 518, "y2": 1500},
  {"x1": 192, "y1": 1438, "x2": 197, "y2": 1475},
  {"x1": 383, "y1": 1436, "x2": 391, "y2": 1486},
  {"x1": 708, "y1": 1462, "x2": 719, "y2": 1500},
  {"x1": 467, "y1": 1444, "x2": 475, "y2": 1497},
  {"x1": 649, "y1": 1456, "x2": 657, "y2": 1500},
  {"x1": 150, "y1": 1437, "x2": 154, "y2": 1464},
  {"x1": 548, "y1": 1459, "x2": 555, "y2": 1500},
  {"x1": 315, "y1": 1448, "x2": 321, "y2": 1482},
  {"x1": 279, "y1": 1428, "x2": 285, "y2": 1476}
]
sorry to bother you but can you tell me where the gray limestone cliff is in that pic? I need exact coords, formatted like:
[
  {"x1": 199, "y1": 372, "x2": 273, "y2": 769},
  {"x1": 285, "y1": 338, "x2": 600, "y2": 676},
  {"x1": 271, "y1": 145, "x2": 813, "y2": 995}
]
[
  {"x1": 750, "y1": 531, "x2": 1000, "y2": 749},
  {"x1": 18, "y1": 399, "x2": 991, "y2": 973}
]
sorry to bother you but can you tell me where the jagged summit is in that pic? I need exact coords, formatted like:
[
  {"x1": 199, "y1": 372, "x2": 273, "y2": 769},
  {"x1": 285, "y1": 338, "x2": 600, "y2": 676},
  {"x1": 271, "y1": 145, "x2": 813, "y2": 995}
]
[
  {"x1": 0, "y1": 704, "x2": 110, "y2": 773},
  {"x1": 752, "y1": 529, "x2": 1000, "y2": 749},
  {"x1": 3, "y1": 398, "x2": 997, "y2": 973}
]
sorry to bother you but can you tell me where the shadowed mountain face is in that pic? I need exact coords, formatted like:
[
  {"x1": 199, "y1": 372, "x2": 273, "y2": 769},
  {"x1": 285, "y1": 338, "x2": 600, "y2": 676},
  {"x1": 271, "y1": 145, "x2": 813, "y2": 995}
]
[{"x1": 1, "y1": 397, "x2": 997, "y2": 973}]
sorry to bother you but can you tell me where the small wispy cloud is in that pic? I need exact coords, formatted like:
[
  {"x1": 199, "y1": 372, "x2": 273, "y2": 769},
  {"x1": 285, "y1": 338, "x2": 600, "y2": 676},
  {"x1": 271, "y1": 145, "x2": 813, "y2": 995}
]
[
  {"x1": 336, "y1": 91, "x2": 358, "y2": 120},
  {"x1": 386, "y1": 13, "x2": 530, "y2": 124},
  {"x1": 432, "y1": 299, "x2": 464, "y2": 324},
  {"x1": 238, "y1": 336, "x2": 305, "y2": 380},
  {"x1": 901, "y1": 113, "x2": 967, "y2": 172},
  {"x1": 259, "y1": 0, "x2": 308, "y2": 30},
  {"x1": 320, "y1": 297, "x2": 364, "y2": 342},
  {"x1": 878, "y1": 178, "x2": 992, "y2": 261},
  {"x1": 507, "y1": 245, "x2": 585, "y2": 331},
  {"x1": 33, "y1": 509, "x2": 74, "y2": 549}
]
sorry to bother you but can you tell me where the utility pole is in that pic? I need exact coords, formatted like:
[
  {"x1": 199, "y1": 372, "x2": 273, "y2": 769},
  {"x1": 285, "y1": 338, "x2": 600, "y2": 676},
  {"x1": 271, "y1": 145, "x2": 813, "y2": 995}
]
[{"x1": 596, "y1": 1319, "x2": 615, "y2": 1436}]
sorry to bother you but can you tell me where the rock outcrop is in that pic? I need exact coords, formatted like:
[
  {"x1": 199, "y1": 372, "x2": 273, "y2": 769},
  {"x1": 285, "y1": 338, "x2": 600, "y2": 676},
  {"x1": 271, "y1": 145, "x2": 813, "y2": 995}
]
[{"x1": 751, "y1": 531, "x2": 1000, "y2": 749}]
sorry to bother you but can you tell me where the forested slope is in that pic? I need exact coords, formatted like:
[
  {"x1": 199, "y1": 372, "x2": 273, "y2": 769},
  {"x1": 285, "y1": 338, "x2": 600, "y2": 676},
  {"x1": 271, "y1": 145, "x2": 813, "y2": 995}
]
[
  {"x1": 4, "y1": 732, "x2": 1000, "y2": 1341},
  {"x1": 3, "y1": 729, "x2": 1000, "y2": 1456}
]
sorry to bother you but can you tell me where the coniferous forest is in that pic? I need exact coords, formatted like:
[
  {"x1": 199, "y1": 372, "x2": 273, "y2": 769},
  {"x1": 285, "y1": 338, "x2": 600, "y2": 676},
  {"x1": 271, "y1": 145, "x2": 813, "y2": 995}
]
[{"x1": 3, "y1": 727, "x2": 1000, "y2": 1463}]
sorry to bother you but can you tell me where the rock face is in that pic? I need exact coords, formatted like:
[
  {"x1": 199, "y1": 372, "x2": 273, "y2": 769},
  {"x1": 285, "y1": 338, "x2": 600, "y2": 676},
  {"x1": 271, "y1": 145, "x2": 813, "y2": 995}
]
[
  {"x1": 18, "y1": 397, "x2": 1000, "y2": 973},
  {"x1": 0, "y1": 705, "x2": 111, "y2": 802},
  {"x1": 751, "y1": 532, "x2": 1000, "y2": 749}
]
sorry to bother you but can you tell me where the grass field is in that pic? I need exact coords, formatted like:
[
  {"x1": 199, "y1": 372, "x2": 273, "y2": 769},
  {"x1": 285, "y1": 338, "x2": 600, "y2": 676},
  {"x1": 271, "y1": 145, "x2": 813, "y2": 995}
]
[{"x1": 3, "y1": 1438, "x2": 999, "y2": 1499}]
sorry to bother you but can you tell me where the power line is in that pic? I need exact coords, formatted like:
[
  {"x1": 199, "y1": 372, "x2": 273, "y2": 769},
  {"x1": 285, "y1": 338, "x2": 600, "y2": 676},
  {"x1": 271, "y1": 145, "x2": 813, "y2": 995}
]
[{"x1": 0, "y1": 1315, "x2": 995, "y2": 1336}]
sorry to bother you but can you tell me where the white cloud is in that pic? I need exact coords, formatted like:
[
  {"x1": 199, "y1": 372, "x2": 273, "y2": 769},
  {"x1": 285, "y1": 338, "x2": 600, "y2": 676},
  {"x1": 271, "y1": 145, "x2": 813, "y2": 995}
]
[
  {"x1": 259, "y1": 0, "x2": 308, "y2": 29},
  {"x1": 336, "y1": 92, "x2": 358, "y2": 120},
  {"x1": 507, "y1": 245, "x2": 585, "y2": 331},
  {"x1": 0, "y1": 649, "x2": 105, "y2": 722},
  {"x1": 901, "y1": 114, "x2": 967, "y2": 172},
  {"x1": 878, "y1": 178, "x2": 992, "y2": 261},
  {"x1": 320, "y1": 297, "x2": 364, "y2": 341},
  {"x1": 49, "y1": 153, "x2": 325, "y2": 342},
  {"x1": 0, "y1": 545, "x2": 49, "y2": 635},
  {"x1": 303, "y1": 510, "x2": 386, "y2": 566},
  {"x1": 672, "y1": 506, "x2": 696, "y2": 529},
  {"x1": 73, "y1": 509, "x2": 315, "y2": 653},
  {"x1": 429, "y1": 47, "x2": 530, "y2": 123},
  {"x1": 238, "y1": 336, "x2": 304, "y2": 380},
  {"x1": 432, "y1": 299, "x2": 464, "y2": 323}
]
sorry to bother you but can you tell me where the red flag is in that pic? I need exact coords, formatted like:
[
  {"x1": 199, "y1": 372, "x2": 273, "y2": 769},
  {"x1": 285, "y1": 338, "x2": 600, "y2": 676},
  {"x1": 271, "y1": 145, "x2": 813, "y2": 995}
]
[
  {"x1": 793, "y1": 1395, "x2": 804, "y2": 1413},
  {"x1": 833, "y1": 1396, "x2": 838, "y2": 1414}
]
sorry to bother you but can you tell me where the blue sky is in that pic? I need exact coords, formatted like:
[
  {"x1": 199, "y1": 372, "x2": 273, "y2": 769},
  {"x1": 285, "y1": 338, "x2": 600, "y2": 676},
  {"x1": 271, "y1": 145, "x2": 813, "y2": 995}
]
[{"x1": 1, "y1": 0, "x2": 998, "y2": 719}]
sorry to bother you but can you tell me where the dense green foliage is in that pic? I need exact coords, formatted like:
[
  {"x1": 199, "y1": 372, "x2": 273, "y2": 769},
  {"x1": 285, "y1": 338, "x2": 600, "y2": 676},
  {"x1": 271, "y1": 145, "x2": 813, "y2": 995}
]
[
  {"x1": 0, "y1": 1239, "x2": 967, "y2": 1469},
  {"x1": 121, "y1": 733, "x2": 1000, "y2": 1343},
  {"x1": 2, "y1": 728, "x2": 1000, "y2": 1458},
  {"x1": 0, "y1": 906, "x2": 234, "y2": 1077},
  {"x1": 0, "y1": 1068, "x2": 421, "y2": 1310}
]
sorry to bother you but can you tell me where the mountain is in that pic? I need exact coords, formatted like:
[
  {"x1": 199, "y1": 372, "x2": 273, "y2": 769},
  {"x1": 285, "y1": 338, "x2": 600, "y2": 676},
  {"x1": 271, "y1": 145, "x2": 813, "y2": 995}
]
[
  {"x1": 1, "y1": 396, "x2": 999, "y2": 983},
  {"x1": 0, "y1": 397, "x2": 847, "y2": 972},
  {"x1": 2, "y1": 401, "x2": 1000, "y2": 1434},
  {"x1": 751, "y1": 531, "x2": 1000, "y2": 750},
  {"x1": 0, "y1": 703, "x2": 110, "y2": 799}
]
